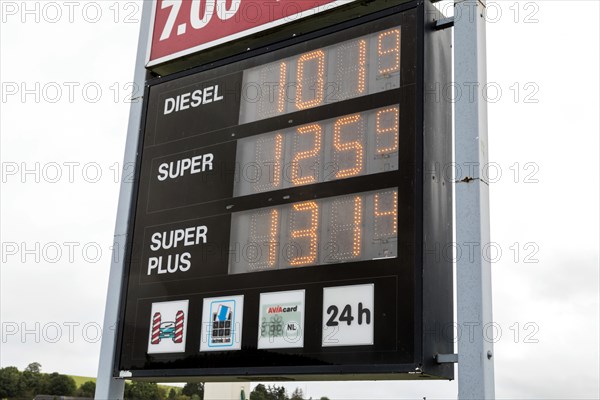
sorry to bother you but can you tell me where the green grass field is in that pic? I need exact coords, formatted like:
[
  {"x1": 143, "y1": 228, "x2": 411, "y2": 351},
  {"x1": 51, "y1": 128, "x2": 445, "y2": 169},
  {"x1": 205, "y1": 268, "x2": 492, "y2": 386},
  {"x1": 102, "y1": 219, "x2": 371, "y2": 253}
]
[
  {"x1": 68, "y1": 375, "x2": 96, "y2": 387},
  {"x1": 67, "y1": 375, "x2": 180, "y2": 393}
]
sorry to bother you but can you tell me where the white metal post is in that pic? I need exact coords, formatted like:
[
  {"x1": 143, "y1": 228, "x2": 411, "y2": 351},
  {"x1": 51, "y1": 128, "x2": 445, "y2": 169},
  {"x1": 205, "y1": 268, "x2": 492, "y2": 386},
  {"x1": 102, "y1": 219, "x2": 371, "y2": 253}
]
[
  {"x1": 95, "y1": 2, "x2": 153, "y2": 399},
  {"x1": 454, "y1": 0, "x2": 495, "y2": 398}
]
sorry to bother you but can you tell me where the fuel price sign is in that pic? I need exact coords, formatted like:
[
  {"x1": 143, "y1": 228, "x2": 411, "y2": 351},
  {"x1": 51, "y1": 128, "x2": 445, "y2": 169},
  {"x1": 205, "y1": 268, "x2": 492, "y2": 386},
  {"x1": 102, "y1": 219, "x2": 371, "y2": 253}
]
[{"x1": 116, "y1": 0, "x2": 453, "y2": 381}]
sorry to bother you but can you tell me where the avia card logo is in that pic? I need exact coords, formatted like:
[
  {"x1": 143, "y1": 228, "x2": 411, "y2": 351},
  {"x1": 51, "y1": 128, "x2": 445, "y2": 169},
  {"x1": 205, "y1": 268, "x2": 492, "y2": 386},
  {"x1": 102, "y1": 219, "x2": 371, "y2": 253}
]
[
  {"x1": 200, "y1": 295, "x2": 244, "y2": 351},
  {"x1": 267, "y1": 305, "x2": 299, "y2": 314},
  {"x1": 258, "y1": 290, "x2": 305, "y2": 350},
  {"x1": 147, "y1": 300, "x2": 188, "y2": 354}
]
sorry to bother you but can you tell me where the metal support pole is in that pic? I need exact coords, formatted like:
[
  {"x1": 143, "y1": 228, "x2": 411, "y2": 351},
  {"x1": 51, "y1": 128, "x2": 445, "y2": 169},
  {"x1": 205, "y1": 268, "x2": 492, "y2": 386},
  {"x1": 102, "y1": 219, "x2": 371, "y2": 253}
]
[
  {"x1": 95, "y1": 2, "x2": 153, "y2": 399},
  {"x1": 454, "y1": 0, "x2": 495, "y2": 399}
]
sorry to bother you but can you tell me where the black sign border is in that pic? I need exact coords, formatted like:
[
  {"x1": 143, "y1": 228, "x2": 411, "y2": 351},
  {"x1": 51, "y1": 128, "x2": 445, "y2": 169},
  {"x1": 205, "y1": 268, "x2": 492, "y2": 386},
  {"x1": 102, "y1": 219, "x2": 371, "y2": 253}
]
[{"x1": 114, "y1": 0, "x2": 454, "y2": 381}]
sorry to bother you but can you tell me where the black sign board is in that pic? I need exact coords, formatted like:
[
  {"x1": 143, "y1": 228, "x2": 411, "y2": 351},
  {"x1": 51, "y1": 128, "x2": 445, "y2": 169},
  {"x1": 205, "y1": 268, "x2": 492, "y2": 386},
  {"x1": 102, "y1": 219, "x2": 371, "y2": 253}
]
[{"x1": 116, "y1": 0, "x2": 453, "y2": 381}]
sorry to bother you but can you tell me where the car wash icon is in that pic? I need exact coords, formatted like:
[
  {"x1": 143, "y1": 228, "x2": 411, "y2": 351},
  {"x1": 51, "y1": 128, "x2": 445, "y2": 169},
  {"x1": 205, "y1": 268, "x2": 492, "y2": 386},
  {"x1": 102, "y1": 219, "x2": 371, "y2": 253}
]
[
  {"x1": 151, "y1": 310, "x2": 184, "y2": 345},
  {"x1": 210, "y1": 304, "x2": 233, "y2": 345}
]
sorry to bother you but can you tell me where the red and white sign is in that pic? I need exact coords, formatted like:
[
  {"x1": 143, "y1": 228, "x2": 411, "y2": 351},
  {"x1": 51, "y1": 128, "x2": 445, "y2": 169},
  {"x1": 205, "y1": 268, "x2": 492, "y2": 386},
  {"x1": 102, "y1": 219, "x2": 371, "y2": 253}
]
[
  {"x1": 147, "y1": 0, "x2": 355, "y2": 67},
  {"x1": 147, "y1": 300, "x2": 189, "y2": 354}
]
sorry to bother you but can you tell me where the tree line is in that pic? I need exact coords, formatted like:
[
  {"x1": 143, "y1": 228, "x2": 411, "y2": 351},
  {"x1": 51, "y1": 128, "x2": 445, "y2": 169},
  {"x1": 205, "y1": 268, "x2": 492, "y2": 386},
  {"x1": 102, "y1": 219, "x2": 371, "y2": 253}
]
[
  {"x1": 0, "y1": 363, "x2": 329, "y2": 400},
  {"x1": 249, "y1": 384, "x2": 329, "y2": 400},
  {"x1": 0, "y1": 362, "x2": 90, "y2": 399},
  {"x1": 0, "y1": 363, "x2": 204, "y2": 400}
]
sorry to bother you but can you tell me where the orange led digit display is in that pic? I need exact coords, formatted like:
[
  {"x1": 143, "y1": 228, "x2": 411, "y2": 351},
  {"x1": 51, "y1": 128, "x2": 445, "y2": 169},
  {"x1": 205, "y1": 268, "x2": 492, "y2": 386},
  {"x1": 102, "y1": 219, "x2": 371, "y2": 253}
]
[
  {"x1": 353, "y1": 196, "x2": 363, "y2": 256},
  {"x1": 335, "y1": 39, "x2": 367, "y2": 100},
  {"x1": 328, "y1": 196, "x2": 363, "y2": 261},
  {"x1": 374, "y1": 190, "x2": 398, "y2": 240},
  {"x1": 235, "y1": 106, "x2": 399, "y2": 196},
  {"x1": 358, "y1": 39, "x2": 367, "y2": 94},
  {"x1": 253, "y1": 133, "x2": 283, "y2": 193},
  {"x1": 239, "y1": 27, "x2": 401, "y2": 123},
  {"x1": 272, "y1": 133, "x2": 283, "y2": 188},
  {"x1": 240, "y1": 26, "x2": 402, "y2": 123},
  {"x1": 377, "y1": 29, "x2": 401, "y2": 75},
  {"x1": 296, "y1": 50, "x2": 326, "y2": 110},
  {"x1": 267, "y1": 209, "x2": 279, "y2": 267},
  {"x1": 230, "y1": 189, "x2": 398, "y2": 274},
  {"x1": 277, "y1": 62, "x2": 287, "y2": 113},
  {"x1": 333, "y1": 114, "x2": 364, "y2": 178},
  {"x1": 290, "y1": 201, "x2": 319, "y2": 266},
  {"x1": 376, "y1": 106, "x2": 399, "y2": 154},
  {"x1": 291, "y1": 124, "x2": 322, "y2": 185},
  {"x1": 249, "y1": 208, "x2": 280, "y2": 270},
  {"x1": 229, "y1": 25, "x2": 407, "y2": 273},
  {"x1": 256, "y1": 63, "x2": 288, "y2": 120}
]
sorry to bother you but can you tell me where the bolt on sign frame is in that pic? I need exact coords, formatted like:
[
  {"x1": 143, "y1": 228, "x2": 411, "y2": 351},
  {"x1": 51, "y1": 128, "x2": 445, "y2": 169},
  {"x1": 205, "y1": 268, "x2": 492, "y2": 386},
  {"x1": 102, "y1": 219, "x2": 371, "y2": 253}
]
[{"x1": 113, "y1": 0, "x2": 453, "y2": 382}]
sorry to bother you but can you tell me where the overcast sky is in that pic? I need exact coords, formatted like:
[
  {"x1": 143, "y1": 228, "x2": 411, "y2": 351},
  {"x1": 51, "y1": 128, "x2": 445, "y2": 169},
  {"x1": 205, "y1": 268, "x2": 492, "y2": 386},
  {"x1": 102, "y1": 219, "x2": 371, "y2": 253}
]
[{"x1": 1, "y1": 0, "x2": 598, "y2": 399}]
